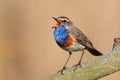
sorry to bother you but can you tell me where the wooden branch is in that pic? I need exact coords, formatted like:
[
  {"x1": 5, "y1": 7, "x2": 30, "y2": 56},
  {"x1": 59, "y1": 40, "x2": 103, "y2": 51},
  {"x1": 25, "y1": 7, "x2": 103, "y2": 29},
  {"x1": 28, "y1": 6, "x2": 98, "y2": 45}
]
[{"x1": 41, "y1": 38, "x2": 120, "y2": 80}]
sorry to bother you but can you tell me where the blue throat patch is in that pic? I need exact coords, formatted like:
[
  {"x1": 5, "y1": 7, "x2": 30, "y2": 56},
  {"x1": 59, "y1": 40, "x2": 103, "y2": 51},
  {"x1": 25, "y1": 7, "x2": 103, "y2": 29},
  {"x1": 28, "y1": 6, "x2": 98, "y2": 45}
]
[{"x1": 54, "y1": 25, "x2": 68, "y2": 45}]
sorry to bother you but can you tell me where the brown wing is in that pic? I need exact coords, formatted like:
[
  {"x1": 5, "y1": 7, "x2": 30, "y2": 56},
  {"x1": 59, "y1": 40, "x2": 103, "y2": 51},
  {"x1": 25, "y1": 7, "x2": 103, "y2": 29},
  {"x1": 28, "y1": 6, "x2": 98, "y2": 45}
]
[
  {"x1": 70, "y1": 27, "x2": 94, "y2": 49},
  {"x1": 68, "y1": 26, "x2": 103, "y2": 56}
]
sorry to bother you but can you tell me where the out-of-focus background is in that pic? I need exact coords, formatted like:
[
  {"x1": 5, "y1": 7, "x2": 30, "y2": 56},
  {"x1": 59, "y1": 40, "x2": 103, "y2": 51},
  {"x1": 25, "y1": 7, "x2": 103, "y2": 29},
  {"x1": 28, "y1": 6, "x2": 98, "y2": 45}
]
[{"x1": 0, "y1": 0, "x2": 120, "y2": 80}]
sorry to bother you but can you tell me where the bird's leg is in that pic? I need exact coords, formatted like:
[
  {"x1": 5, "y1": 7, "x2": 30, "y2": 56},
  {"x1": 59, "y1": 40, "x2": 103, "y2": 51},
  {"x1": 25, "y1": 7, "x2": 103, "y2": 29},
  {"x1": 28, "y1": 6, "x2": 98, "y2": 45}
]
[
  {"x1": 74, "y1": 50, "x2": 85, "y2": 71},
  {"x1": 58, "y1": 52, "x2": 72, "y2": 75}
]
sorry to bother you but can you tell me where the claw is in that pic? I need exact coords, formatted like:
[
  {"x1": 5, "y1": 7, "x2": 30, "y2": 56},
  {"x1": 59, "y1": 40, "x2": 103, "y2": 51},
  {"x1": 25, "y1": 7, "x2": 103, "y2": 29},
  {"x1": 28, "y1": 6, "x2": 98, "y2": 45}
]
[
  {"x1": 57, "y1": 67, "x2": 67, "y2": 75},
  {"x1": 73, "y1": 63, "x2": 81, "y2": 71},
  {"x1": 73, "y1": 51, "x2": 84, "y2": 71}
]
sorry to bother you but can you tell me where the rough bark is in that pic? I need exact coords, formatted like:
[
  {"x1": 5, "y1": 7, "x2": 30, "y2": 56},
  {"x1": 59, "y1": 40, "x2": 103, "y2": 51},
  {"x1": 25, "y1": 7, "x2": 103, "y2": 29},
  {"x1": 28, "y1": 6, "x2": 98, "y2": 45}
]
[{"x1": 41, "y1": 38, "x2": 120, "y2": 80}]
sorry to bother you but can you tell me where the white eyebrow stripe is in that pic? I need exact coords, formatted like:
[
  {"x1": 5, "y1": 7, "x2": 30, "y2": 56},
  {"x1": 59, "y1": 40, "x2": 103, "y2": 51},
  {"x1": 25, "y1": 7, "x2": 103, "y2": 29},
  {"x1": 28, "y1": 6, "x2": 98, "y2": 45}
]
[{"x1": 58, "y1": 18, "x2": 69, "y2": 21}]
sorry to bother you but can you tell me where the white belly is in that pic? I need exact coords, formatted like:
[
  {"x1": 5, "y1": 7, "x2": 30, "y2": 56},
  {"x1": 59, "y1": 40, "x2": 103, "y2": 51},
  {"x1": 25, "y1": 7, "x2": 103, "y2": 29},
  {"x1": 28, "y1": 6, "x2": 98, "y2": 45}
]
[{"x1": 63, "y1": 42, "x2": 85, "y2": 52}]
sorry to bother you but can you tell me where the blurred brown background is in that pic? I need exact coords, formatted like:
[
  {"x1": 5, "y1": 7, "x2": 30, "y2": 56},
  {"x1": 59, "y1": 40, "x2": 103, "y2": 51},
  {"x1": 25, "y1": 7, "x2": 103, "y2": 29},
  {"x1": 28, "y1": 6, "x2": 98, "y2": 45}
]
[{"x1": 0, "y1": 0, "x2": 120, "y2": 80}]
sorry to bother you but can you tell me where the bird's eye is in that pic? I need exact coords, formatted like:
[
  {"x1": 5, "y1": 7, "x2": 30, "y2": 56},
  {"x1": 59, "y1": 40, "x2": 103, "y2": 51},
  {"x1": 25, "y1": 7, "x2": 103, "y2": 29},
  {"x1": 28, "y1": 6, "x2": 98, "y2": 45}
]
[{"x1": 63, "y1": 20, "x2": 67, "y2": 22}]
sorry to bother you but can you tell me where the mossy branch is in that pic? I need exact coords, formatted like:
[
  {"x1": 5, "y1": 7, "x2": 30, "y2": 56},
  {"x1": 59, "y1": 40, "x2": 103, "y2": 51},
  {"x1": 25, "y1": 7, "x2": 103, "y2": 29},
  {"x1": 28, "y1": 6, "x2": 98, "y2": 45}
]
[{"x1": 41, "y1": 38, "x2": 120, "y2": 80}]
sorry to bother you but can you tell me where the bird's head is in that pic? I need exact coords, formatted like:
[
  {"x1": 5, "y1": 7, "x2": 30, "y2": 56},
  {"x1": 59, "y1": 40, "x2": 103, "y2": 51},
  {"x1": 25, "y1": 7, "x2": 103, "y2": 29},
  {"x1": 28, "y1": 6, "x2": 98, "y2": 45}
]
[{"x1": 52, "y1": 16, "x2": 72, "y2": 29}]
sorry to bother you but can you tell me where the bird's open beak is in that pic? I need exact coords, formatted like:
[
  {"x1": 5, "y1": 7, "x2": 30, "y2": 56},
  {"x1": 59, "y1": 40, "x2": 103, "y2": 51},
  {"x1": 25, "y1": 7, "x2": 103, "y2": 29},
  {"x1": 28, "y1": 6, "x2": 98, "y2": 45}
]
[
  {"x1": 51, "y1": 26, "x2": 56, "y2": 29},
  {"x1": 52, "y1": 17, "x2": 61, "y2": 28},
  {"x1": 52, "y1": 17, "x2": 58, "y2": 21}
]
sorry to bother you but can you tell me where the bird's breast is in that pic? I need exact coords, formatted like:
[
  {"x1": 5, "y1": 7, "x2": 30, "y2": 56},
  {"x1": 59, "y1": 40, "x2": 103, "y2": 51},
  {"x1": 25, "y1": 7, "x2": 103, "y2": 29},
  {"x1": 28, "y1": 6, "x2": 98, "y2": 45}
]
[
  {"x1": 64, "y1": 34, "x2": 74, "y2": 47},
  {"x1": 54, "y1": 25, "x2": 68, "y2": 45},
  {"x1": 53, "y1": 25, "x2": 85, "y2": 52},
  {"x1": 63, "y1": 34, "x2": 85, "y2": 52},
  {"x1": 55, "y1": 33, "x2": 75, "y2": 48}
]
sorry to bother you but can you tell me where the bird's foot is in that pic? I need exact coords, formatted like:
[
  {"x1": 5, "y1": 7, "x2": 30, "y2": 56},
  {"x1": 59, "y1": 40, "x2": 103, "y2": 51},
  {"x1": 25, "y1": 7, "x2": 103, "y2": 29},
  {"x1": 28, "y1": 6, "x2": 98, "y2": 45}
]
[
  {"x1": 57, "y1": 67, "x2": 67, "y2": 75},
  {"x1": 73, "y1": 62, "x2": 81, "y2": 71}
]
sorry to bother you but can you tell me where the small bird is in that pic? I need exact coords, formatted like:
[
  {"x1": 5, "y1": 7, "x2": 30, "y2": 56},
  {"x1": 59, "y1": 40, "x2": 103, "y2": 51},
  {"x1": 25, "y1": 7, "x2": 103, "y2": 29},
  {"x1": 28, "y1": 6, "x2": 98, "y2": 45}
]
[{"x1": 52, "y1": 16, "x2": 103, "y2": 74}]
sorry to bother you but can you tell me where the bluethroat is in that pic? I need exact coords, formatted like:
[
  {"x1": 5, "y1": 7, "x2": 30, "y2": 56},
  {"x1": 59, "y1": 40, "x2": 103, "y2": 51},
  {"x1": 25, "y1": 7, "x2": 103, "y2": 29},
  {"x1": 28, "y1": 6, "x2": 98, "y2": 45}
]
[{"x1": 52, "y1": 16, "x2": 103, "y2": 75}]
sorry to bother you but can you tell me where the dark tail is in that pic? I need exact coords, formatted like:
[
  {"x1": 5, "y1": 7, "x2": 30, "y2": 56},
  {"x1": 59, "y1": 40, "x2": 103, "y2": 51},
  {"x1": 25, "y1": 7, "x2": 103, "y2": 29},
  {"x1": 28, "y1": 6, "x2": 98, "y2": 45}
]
[{"x1": 87, "y1": 47, "x2": 103, "y2": 56}]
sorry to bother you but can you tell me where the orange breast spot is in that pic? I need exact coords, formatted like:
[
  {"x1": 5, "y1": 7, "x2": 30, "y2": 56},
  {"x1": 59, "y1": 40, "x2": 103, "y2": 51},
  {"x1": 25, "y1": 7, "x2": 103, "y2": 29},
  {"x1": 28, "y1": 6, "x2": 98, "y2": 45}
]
[{"x1": 65, "y1": 35, "x2": 73, "y2": 47}]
